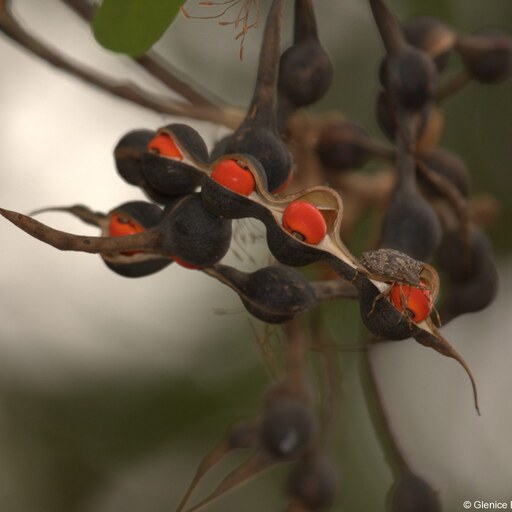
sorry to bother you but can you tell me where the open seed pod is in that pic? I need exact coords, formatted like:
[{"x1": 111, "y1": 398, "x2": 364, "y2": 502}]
[
  {"x1": 456, "y1": 31, "x2": 512, "y2": 84},
  {"x1": 286, "y1": 454, "x2": 337, "y2": 512},
  {"x1": 387, "y1": 471, "x2": 441, "y2": 512},
  {"x1": 114, "y1": 129, "x2": 154, "y2": 186},
  {"x1": 22, "y1": 202, "x2": 172, "y2": 278},
  {"x1": 204, "y1": 263, "x2": 317, "y2": 324},
  {"x1": 159, "y1": 193, "x2": 232, "y2": 268},
  {"x1": 101, "y1": 201, "x2": 172, "y2": 277},
  {"x1": 277, "y1": 0, "x2": 333, "y2": 109},
  {"x1": 141, "y1": 123, "x2": 208, "y2": 200},
  {"x1": 216, "y1": 0, "x2": 293, "y2": 193},
  {"x1": 355, "y1": 274, "x2": 480, "y2": 413},
  {"x1": 402, "y1": 16, "x2": 456, "y2": 72}
]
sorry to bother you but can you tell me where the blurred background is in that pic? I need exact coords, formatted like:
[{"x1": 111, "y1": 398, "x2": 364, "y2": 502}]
[{"x1": 0, "y1": 0, "x2": 511, "y2": 510}]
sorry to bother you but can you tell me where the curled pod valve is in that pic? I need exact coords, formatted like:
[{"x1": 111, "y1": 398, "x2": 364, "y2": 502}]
[
  {"x1": 103, "y1": 201, "x2": 172, "y2": 278},
  {"x1": 142, "y1": 124, "x2": 208, "y2": 201}
]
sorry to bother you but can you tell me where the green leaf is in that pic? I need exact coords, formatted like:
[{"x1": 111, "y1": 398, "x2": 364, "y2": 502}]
[{"x1": 92, "y1": 0, "x2": 184, "y2": 56}]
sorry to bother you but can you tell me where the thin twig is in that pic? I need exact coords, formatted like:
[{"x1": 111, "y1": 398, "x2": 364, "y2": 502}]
[
  {"x1": 60, "y1": 0, "x2": 223, "y2": 107},
  {"x1": 0, "y1": 1, "x2": 241, "y2": 128}
]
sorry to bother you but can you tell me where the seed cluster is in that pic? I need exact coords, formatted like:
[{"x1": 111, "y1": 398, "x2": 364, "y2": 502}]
[{"x1": 0, "y1": 0, "x2": 509, "y2": 510}]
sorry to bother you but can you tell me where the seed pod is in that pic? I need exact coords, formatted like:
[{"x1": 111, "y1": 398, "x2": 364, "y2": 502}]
[
  {"x1": 206, "y1": 263, "x2": 317, "y2": 324},
  {"x1": 218, "y1": 0, "x2": 293, "y2": 193},
  {"x1": 402, "y1": 16, "x2": 456, "y2": 72},
  {"x1": 277, "y1": 0, "x2": 333, "y2": 108},
  {"x1": 316, "y1": 120, "x2": 390, "y2": 171},
  {"x1": 387, "y1": 471, "x2": 441, "y2": 512},
  {"x1": 357, "y1": 277, "x2": 418, "y2": 340},
  {"x1": 417, "y1": 147, "x2": 470, "y2": 198},
  {"x1": 114, "y1": 129, "x2": 154, "y2": 186},
  {"x1": 370, "y1": 0, "x2": 437, "y2": 113},
  {"x1": 380, "y1": 48, "x2": 438, "y2": 112},
  {"x1": 142, "y1": 124, "x2": 208, "y2": 200},
  {"x1": 102, "y1": 201, "x2": 172, "y2": 278},
  {"x1": 260, "y1": 398, "x2": 316, "y2": 460},
  {"x1": 375, "y1": 89, "x2": 442, "y2": 149},
  {"x1": 286, "y1": 454, "x2": 337, "y2": 512},
  {"x1": 381, "y1": 186, "x2": 442, "y2": 262},
  {"x1": 456, "y1": 31, "x2": 512, "y2": 84},
  {"x1": 160, "y1": 194, "x2": 232, "y2": 268},
  {"x1": 437, "y1": 227, "x2": 498, "y2": 321}
]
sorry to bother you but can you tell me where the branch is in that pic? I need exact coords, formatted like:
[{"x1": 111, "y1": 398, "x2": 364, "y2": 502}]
[
  {"x1": 60, "y1": 0, "x2": 224, "y2": 108},
  {"x1": 0, "y1": 1, "x2": 242, "y2": 128}
]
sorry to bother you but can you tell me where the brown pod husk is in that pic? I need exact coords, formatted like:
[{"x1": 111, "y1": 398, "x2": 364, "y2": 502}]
[
  {"x1": 160, "y1": 194, "x2": 232, "y2": 267},
  {"x1": 402, "y1": 16, "x2": 456, "y2": 72},
  {"x1": 387, "y1": 471, "x2": 441, "y2": 512},
  {"x1": 456, "y1": 31, "x2": 512, "y2": 84},
  {"x1": 102, "y1": 201, "x2": 172, "y2": 278},
  {"x1": 286, "y1": 454, "x2": 337, "y2": 512},
  {"x1": 207, "y1": 264, "x2": 317, "y2": 324},
  {"x1": 141, "y1": 124, "x2": 207, "y2": 199},
  {"x1": 417, "y1": 147, "x2": 470, "y2": 198}
]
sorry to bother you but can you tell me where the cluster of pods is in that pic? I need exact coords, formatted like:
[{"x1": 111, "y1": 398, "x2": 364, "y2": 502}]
[{"x1": 1, "y1": 0, "x2": 510, "y2": 510}]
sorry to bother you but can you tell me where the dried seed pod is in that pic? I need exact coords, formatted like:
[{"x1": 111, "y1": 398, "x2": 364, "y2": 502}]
[
  {"x1": 387, "y1": 471, "x2": 441, "y2": 512},
  {"x1": 141, "y1": 124, "x2": 208, "y2": 199},
  {"x1": 277, "y1": 0, "x2": 333, "y2": 108},
  {"x1": 286, "y1": 454, "x2": 337, "y2": 512},
  {"x1": 218, "y1": 0, "x2": 293, "y2": 193},
  {"x1": 417, "y1": 147, "x2": 470, "y2": 197},
  {"x1": 381, "y1": 186, "x2": 442, "y2": 262},
  {"x1": 114, "y1": 129, "x2": 154, "y2": 186},
  {"x1": 437, "y1": 227, "x2": 498, "y2": 320},
  {"x1": 380, "y1": 48, "x2": 438, "y2": 112},
  {"x1": 375, "y1": 89, "x2": 442, "y2": 149},
  {"x1": 456, "y1": 31, "x2": 512, "y2": 84},
  {"x1": 160, "y1": 194, "x2": 232, "y2": 268},
  {"x1": 260, "y1": 398, "x2": 316, "y2": 460},
  {"x1": 357, "y1": 277, "x2": 418, "y2": 340},
  {"x1": 370, "y1": 0, "x2": 438, "y2": 113},
  {"x1": 102, "y1": 202, "x2": 172, "y2": 278},
  {"x1": 316, "y1": 119, "x2": 391, "y2": 171},
  {"x1": 206, "y1": 263, "x2": 317, "y2": 323},
  {"x1": 402, "y1": 16, "x2": 456, "y2": 72}
]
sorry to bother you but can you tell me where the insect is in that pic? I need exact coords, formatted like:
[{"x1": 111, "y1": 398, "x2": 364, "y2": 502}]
[{"x1": 359, "y1": 248, "x2": 440, "y2": 323}]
